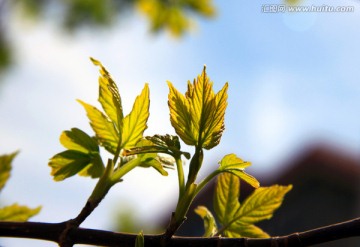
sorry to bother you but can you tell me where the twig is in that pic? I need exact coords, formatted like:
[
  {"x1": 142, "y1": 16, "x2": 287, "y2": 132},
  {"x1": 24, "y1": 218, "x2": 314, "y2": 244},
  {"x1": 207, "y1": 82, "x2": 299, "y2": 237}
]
[{"x1": 0, "y1": 217, "x2": 359, "y2": 246}]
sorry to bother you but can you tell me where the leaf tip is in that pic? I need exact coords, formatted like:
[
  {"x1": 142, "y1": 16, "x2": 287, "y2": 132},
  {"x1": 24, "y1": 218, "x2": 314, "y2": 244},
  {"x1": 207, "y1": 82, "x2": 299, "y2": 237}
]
[
  {"x1": 194, "y1": 205, "x2": 207, "y2": 217},
  {"x1": 286, "y1": 184, "x2": 293, "y2": 191},
  {"x1": 166, "y1": 80, "x2": 173, "y2": 88},
  {"x1": 90, "y1": 57, "x2": 101, "y2": 66}
]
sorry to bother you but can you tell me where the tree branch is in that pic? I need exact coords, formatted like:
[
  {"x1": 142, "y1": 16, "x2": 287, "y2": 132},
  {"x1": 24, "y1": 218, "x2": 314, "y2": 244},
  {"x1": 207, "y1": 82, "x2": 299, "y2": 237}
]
[{"x1": 0, "y1": 217, "x2": 359, "y2": 246}]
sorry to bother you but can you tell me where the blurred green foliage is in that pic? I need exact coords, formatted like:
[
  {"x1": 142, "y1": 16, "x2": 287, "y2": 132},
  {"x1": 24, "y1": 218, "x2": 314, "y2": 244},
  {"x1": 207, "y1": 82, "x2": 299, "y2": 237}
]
[
  {"x1": 0, "y1": 0, "x2": 216, "y2": 73},
  {"x1": 0, "y1": 37, "x2": 12, "y2": 73},
  {"x1": 136, "y1": 0, "x2": 215, "y2": 37},
  {"x1": 285, "y1": 0, "x2": 302, "y2": 5},
  {"x1": 113, "y1": 204, "x2": 164, "y2": 234}
]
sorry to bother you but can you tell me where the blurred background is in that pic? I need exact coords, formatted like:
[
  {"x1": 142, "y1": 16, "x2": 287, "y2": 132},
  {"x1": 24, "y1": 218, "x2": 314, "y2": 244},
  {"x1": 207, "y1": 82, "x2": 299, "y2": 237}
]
[{"x1": 0, "y1": 0, "x2": 359, "y2": 246}]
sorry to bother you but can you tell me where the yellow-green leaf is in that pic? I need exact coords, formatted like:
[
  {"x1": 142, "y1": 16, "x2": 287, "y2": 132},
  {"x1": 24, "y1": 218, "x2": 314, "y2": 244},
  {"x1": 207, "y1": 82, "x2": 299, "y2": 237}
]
[
  {"x1": 167, "y1": 67, "x2": 228, "y2": 150},
  {"x1": 194, "y1": 206, "x2": 218, "y2": 237},
  {"x1": 0, "y1": 204, "x2": 41, "y2": 221},
  {"x1": 91, "y1": 58, "x2": 124, "y2": 131},
  {"x1": 184, "y1": 0, "x2": 216, "y2": 17},
  {"x1": 50, "y1": 128, "x2": 104, "y2": 181},
  {"x1": 225, "y1": 170, "x2": 259, "y2": 189},
  {"x1": 214, "y1": 173, "x2": 241, "y2": 225},
  {"x1": 167, "y1": 81, "x2": 195, "y2": 145},
  {"x1": 60, "y1": 128, "x2": 98, "y2": 153},
  {"x1": 138, "y1": 152, "x2": 169, "y2": 176},
  {"x1": 0, "y1": 151, "x2": 18, "y2": 192},
  {"x1": 218, "y1": 154, "x2": 259, "y2": 188},
  {"x1": 188, "y1": 70, "x2": 215, "y2": 138},
  {"x1": 225, "y1": 223, "x2": 270, "y2": 238},
  {"x1": 188, "y1": 67, "x2": 228, "y2": 149},
  {"x1": 235, "y1": 185, "x2": 293, "y2": 224},
  {"x1": 78, "y1": 99, "x2": 119, "y2": 153},
  {"x1": 142, "y1": 134, "x2": 190, "y2": 159},
  {"x1": 136, "y1": 0, "x2": 216, "y2": 37},
  {"x1": 49, "y1": 150, "x2": 104, "y2": 181},
  {"x1": 219, "y1": 154, "x2": 251, "y2": 170},
  {"x1": 199, "y1": 80, "x2": 228, "y2": 149},
  {"x1": 121, "y1": 84, "x2": 150, "y2": 149}
]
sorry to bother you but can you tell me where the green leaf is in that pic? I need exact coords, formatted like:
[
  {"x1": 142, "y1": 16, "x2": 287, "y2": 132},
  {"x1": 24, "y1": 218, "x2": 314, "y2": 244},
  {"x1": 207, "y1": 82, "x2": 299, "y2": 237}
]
[
  {"x1": 167, "y1": 66, "x2": 228, "y2": 150},
  {"x1": 125, "y1": 134, "x2": 190, "y2": 160},
  {"x1": 121, "y1": 84, "x2": 150, "y2": 149},
  {"x1": 0, "y1": 151, "x2": 18, "y2": 192},
  {"x1": 138, "y1": 152, "x2": 169, "y2": 176},
  {"x1": 49, "y1": 150, "x2": 104, "y2": 181},
  {"x1": 194, "y1": 206, "x2": 218, "y2": 237},
  {"x1": 147, "y1": 134, "x2": 181, "y2": 151},
  {"x1": 91, "y1": 57, "x2": 124, "y2": 132},
  {"x1": 225, "y1": 170, "x2": 259, "y2": 189},
  {"x1": 60, "y1": 128, "x2": 98, "y2": 153},
  {"x1": 135, "y1": 230, "x2": 144, "y2": 247},
  {"x1": 218, "y1": 154, "x2": 259, "y2": 188},
  {"x1": 188, "y1": 69, "x2": 228, "y2": 149},
  {"x1": 219, "y1": 154, "x2": 251, "y2": 170},
  {"x1": 134, "y1": 139, "x2": 171, "y2": 175},
  {"x1": 225, "y1": 223, "x2": 269, "y2": 238},
  {"x1": 49, "y1": 129, "x2": 104, "y2": 181},
  {"x1": 79, "y1": 59, "x2": 149, "y2": 153},
  {"x1": 167, "y1": 81, "x2": 195, "y2": 146},
  {"x1": 77, "y1": 99, "x2": 119, "y2": 153},
  {"x1": 0, "y1": 204, "x2": 41, "y2": 221},
  {"x1": 136, "y1": 0, "x2": 216, "y2": 36},
  {"x1": 213, "y1": 173, "x2": 291, "y2": 238},
  {"x1": 235, "y1": 185, "x2": 293, "y2": 224},
  {"x1": 214, "y1": 173, "x2": 241, "y2": 225}
]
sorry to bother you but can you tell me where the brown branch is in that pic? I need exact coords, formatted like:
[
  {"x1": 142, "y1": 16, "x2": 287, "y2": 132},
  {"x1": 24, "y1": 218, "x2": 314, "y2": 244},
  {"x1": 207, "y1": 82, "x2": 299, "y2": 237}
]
[
  {"x1": 0, "y1": 217, "x2": 359, "y2": 246},
  {"x1": 58, "y1": 198, "x2": 103, "y2": 247}
]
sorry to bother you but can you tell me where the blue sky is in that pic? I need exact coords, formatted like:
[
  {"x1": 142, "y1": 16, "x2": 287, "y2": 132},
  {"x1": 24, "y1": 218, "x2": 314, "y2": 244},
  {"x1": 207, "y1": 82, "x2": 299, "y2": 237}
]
[{"x1": 0, "y1": 0, "x2": 359, "y2": 246}]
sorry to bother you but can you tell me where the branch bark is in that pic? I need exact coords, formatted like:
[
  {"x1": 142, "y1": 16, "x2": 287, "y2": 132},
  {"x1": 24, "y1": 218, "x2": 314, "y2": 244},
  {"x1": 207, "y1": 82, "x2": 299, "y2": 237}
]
[{"x1": 0, "y1": 217, "x2": 359, "y2": 246}]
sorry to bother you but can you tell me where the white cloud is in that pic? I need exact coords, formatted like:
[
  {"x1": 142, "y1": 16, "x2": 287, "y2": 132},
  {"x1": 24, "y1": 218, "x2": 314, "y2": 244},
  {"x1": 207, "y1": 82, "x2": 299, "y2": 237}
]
[{"x1": 246, "y1": 69, "x2": 297, "y2": 170}]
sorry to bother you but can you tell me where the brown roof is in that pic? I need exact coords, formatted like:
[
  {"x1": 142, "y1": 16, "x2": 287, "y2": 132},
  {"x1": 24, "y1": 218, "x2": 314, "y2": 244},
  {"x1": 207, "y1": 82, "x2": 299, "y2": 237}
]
[{"x1": 267, "y1": 142, "x2": 360, "y2": 187}]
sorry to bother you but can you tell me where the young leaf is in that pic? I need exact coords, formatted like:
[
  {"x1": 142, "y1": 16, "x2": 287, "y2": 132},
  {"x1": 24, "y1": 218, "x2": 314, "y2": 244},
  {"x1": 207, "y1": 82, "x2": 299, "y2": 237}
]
[
  {"x1": 49, "y1": 150, "x2": 104, "y2": 181},
  {"x1": 194, "y1": 206, "x2": 218, "y2": 237},
  {"x1": 188, "y1": 68, "x2": 228, "y2": 149},
  {"x1": 219, "y1": 154, "x2": 251, "y2": 170},
  {"x1": 0, "y1": 204, "x2": 41, "y2": 221},
  {"x1": 0, "y1": 151, "x2": 18, "y2": 192},
  {"x1": 135, "y1": 230, "x2": 144, "y2": 247},
  {"x1": 225, "y1": 223, "x2": 269, "y2": 238},
  {"x1": 77, "y1": 100, "x2": 119, "y2": 154},
  {"x1": 138, "y1": 152, "x2": 169, "y2": 176},
  {"x1": 91, "y1": 57, "x2": 124, "y2": 131},
  {"x1": 49, "y1": 128, "x2": 104, "y2": 181},
  {"x1": 167, "y1": 66, "x2": 228, "y2": 150},
  {"x1": 121, "y1": 84, "x2": 150, "y2": 149},
  {"x1": 214, "y1": 173, "x2": 241, "y2": 225},
  {"x1": 79, "y1": 59, "x2": 150, "y2": 153},
  {"x1": 213, "y1": 173, "x2": 291, "y2": 238},
  {"x1": 146, "y1": 134, "x2": 190, "y2": 159},
  {"x1": 167, "y1": 81, "x2": 195, "y2": 146},
  {"x1": 218, "y1": 154, "x2": 259, "y2": 188},
  {"x1": 124, "y1": 134, "x2": 190, "y2": 159},
  {"x1": 234, "y1": 185, "x2": 293, "y2": 224},
  {"x1": 60, "y1": 128, "x2": 98, "y2": 153}
]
